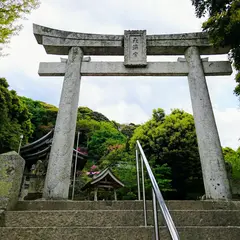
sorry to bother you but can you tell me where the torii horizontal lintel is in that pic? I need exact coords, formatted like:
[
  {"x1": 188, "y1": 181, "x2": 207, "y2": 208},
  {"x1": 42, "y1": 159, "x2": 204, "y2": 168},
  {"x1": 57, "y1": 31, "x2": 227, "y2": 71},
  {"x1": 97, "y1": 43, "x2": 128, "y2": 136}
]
[
  {"x1": 38, "y1": 61, "x2": 232, "y2": 77},
  {"x1": 33, "y1": 24, "x2": 230, "y2": 56}
]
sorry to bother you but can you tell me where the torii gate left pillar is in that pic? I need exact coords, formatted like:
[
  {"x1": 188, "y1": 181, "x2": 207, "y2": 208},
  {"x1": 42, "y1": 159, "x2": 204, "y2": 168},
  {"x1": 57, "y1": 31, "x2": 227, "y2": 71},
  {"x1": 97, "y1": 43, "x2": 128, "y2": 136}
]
[{"x1": 43, "y1": 47, "x2": 83, "y2": 199}]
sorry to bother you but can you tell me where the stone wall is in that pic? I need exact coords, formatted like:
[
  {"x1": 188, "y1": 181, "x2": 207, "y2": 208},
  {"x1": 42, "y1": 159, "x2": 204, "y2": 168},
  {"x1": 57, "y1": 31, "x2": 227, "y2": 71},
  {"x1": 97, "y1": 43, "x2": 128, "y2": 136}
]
[{"x1": 0, "y1": 151, "x2": 25, "y2": 210}]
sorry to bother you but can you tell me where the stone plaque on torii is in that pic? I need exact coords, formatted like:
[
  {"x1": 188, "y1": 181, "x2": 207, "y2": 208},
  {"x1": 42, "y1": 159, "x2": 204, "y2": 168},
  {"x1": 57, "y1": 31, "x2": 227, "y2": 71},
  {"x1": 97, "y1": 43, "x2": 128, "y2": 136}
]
[{"x1": 33, "y1": 24, "x2": 232, "y2": 200}]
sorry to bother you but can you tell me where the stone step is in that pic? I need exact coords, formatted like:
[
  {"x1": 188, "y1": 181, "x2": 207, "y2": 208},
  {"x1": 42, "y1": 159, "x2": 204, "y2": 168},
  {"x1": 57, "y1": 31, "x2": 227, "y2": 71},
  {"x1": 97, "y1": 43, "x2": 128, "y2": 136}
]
[
  {"x1": 14, "y1": 200, "x2": 240, "y2": 211},
  {"x1": 0, "y1": 226, "x2": 153, "y2": 240},
  {"x1": 0, "y1": 226, "x2": 240, "y2": 240},
  {"x1": 3, "y1": 210, "x2": 240, "y2": 227}
]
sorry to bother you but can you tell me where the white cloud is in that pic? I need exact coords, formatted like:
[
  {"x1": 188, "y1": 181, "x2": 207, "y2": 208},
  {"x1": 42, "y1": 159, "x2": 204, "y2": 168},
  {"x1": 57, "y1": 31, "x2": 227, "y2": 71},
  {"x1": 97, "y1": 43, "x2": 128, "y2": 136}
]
[
  {"x1": 135, "y1": 84, "x2": 152, "y2": 104},
  {"x1": 214, "y1": 108, "x2": 240, "y2": 150},
  {"x1": 96, "y1": 101, "x2": 149, "y2": 124}
]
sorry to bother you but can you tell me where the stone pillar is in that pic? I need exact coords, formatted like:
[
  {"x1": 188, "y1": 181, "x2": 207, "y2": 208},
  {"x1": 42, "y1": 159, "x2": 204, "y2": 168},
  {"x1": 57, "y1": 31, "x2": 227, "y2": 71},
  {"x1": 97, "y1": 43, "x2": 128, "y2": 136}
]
[
  {"x1": 185, "y1": 46, "x2": 231, "y2": 200},
  {"x1": 43, "y1": 47, "x2": 83, "y2": 200},
  {"x1": 0, "y1": 152, "x2": 25, "y2": 210}
]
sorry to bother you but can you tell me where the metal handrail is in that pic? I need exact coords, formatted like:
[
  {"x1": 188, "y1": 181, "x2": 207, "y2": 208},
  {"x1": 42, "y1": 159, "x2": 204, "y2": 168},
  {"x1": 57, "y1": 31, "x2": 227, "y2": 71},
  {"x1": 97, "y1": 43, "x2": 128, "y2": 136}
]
[{"x1": 136, "y1": 140, "x2": 180, "y2": 240}]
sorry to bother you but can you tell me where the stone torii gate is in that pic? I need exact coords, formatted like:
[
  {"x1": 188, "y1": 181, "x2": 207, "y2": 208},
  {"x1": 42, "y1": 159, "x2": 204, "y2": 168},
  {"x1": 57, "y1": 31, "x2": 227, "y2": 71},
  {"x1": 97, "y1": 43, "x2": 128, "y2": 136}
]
[{"x1": 33, "y1": 24, "x2": 232, "y2": 200}]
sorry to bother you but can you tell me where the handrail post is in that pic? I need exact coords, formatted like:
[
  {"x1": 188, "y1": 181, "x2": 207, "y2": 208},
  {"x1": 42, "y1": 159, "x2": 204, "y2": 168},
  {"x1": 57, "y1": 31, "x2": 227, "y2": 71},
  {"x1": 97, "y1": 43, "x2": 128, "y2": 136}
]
[
  {"x1": 152, "y1": 188, "x2": 160, "y2": 240},
  {"x1": 140, "y1": 155, "x2": 147, "y2": 226},
  {"x1": 136, "y1": 140, "x2": 180, "y2": 240},
  {"x1": 72, "y1": 131, "x2": 80, "y2": 200},
  {"x1": 136, "y1": 147, "x2": 141, "y2": 200}
]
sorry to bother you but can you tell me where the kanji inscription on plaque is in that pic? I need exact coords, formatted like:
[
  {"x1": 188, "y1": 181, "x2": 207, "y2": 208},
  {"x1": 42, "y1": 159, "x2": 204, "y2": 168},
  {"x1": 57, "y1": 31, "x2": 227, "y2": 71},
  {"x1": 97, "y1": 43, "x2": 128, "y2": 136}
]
[{"x1": 124, "y1": 30, "x2": 147, "y2": 67}]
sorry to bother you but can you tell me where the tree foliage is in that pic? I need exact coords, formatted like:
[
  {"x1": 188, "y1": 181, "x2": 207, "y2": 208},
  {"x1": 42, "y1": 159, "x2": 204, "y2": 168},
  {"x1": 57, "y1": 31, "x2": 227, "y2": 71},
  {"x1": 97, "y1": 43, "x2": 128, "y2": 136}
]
[
  {"x1": 97, "y1": 146, "x2": 139, "y2": 200},
  {"x1": 75, "y1": 108, "x2": 116, "y2": 152},
  {"x1": 192, "y1": 0, "x2": 231, "y2": 17},
  {"x1": 97, "y1": 145, "x2": 172, "y2": 200},
  {"x1": 78, "y1": 106, "x2": 110, "y2": 122},
  {"x1": 130, "y1": 109, "x2": 204, "y2": 199},
  {"x1": 0, "y1": 0, "x2": 40, "y2": 50},
  {"x1": 20, "y1": 97, "x2": 58, "y2": 141},
  {"x1": 223, "y1": 147, "x2": 240, "y2": 179},
  {"x1": 119, "y1": 123, "x2": 139, "y2": 138},
  {"x1": 191, "y1": 0, "x2": 240, "y2": 97},
  {"x1": 87, "y1": 122, "x2": 126, "y2": 158},
  {"x1": 0, "y1": 78, "x2": 32, "y2": 153}
]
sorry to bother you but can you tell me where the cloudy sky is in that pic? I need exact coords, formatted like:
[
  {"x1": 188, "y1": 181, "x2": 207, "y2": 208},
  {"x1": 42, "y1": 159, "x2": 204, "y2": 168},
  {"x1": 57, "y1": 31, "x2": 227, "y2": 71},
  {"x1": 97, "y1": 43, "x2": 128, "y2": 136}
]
[{"x1": 0, "y1": 0, "x2": 240, "y2": 149}]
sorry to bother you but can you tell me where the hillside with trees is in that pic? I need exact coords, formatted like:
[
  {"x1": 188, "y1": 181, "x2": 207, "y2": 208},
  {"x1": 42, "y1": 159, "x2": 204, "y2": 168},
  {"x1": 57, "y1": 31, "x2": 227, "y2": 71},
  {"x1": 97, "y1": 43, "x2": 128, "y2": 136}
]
[{"x1": 0, "y1": 78, "x2": 239, "y2": 200}]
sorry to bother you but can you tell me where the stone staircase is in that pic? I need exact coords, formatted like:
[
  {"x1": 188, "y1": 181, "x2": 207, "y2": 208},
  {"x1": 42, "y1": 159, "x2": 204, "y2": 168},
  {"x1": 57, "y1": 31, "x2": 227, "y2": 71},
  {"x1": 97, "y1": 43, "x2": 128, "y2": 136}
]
[{"x1": 0, "y1": 200, "x2": 240, "y2": 240}]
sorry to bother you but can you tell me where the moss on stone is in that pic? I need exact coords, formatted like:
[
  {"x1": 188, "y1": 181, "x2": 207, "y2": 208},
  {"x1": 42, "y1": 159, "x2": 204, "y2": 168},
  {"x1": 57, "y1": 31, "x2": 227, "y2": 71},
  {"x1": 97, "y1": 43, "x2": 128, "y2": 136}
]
[
  {"x1": 0, "y1": 151, "x2": 25, "y2": 210},
  {"x1": 0, "y1": 163, "x2": 8, "y2": 179},
  {"x1": 0, "y1": 181, "x2": 12, "y2": 196}
]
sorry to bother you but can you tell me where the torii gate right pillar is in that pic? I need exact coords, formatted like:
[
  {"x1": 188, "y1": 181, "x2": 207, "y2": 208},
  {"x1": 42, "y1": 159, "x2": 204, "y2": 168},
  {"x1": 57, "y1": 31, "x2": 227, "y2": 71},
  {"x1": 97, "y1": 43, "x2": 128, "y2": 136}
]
[{"x1": 185, "y1": 46, "x2": 232, "y2": 199}]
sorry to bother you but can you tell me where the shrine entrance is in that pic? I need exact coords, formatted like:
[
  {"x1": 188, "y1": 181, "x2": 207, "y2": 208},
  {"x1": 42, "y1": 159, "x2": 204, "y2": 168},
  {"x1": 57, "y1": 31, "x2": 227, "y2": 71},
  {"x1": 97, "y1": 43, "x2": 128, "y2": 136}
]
[{"x1": 34, "y1": 24, "x2": 232, "y2": 200}]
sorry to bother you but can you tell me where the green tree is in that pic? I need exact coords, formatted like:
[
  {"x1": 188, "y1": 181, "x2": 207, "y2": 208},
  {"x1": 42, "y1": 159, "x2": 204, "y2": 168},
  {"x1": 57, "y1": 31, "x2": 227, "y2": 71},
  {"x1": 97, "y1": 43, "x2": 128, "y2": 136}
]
[
  {"x1": 0, "y1": 78, "x2": 32, "y2": 153},
  {"x1": 223, "y1": 147, "x2": 240, "y2": 179},
  {"x1": 130, "y1": 109, "x2": 204, "y2": 199},
  {"x1": 98, "y1": 145, "x2": 127, "y2": 169},
  {"x1": 78, "y1": 106, "x2": 110, "y2": 122},
  {"x1": 75, "y1": 107, "x2": 111, "y2": 149},
  {"x1": 119, "y1": 123, "x2": 139, "y2": 138},
  {"x1": 191, "y1": 0, "x2": 240, "y2": 97},
  {"x1": 75, "y1": 118, "x2": 101, "y2": 149},
  {"x1": 20, "y1": 97, "x2": 58, "y2": 141},
  {"x1": 98, "y1": 145, "x2": 172, "y2": 200},
  {"x1": 152, "y1": 108, "x2": 165, "y2": 122},
  {"x1": 0, "y1": 0, "x2": 40, "y2": 53},
  {"x1": 88, "y1": 122, "x2": 126, "y2": 158}
]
